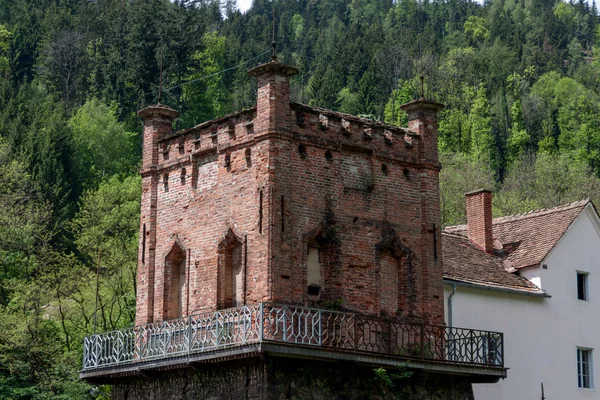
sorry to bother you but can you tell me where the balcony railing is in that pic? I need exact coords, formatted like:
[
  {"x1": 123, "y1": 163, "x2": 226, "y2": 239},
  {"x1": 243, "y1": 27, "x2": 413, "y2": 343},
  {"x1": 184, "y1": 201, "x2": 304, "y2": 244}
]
[{"x1": 82, "y1": 303, "x2": 503, "y2": 371}]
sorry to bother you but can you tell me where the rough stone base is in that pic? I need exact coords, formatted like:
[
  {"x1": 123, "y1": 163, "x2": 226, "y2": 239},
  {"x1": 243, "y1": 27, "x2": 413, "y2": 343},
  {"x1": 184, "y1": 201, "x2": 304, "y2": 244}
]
[{"x1": 110, "y1": 357, "x2": 475, "y2": 400}]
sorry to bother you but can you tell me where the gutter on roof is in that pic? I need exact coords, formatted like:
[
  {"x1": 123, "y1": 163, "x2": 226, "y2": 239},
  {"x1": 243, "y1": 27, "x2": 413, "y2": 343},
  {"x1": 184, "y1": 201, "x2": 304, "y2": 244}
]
[
  {"x1": 514, "y1": 263, "x2": 539, "y2": 270},
  {"x1": 443, "y1": 279, "x2": 551, "y2": 298}
]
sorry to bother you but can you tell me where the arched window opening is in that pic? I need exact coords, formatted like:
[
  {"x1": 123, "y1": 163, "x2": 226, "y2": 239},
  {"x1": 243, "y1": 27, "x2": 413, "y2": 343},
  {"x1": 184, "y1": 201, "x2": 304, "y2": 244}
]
[
  {"x1": 304, "y1": 222, "x2": 340, "y2": 302},
  {"x1": 164, "y1": 242, "x2": 186, "y2": 320},
  {"x1": 379, "y1": 253, "x2": 400, "y2": 317},
  {"x1": 376, "y1": 230, "x2": 413, "y2": 318},
  {"x1": 218, "y1": 230, "x2": 243, "y2": 309},
  {"x1": 307, "y1": 247, "x2": 322, "y2": 298}
]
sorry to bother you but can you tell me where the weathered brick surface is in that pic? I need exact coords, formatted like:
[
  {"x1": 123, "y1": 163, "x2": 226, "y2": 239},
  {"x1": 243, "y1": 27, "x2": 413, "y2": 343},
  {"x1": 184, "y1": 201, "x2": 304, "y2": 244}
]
[
  {"x1": 135, "y1": 61, "x2": 446, "y2": 325},
  {"x1": 465, "y1": 189, "x2": 494, "y2": 254},
  {"x1": 110, "y1": 357, "x2": 475, "y2": 400}
]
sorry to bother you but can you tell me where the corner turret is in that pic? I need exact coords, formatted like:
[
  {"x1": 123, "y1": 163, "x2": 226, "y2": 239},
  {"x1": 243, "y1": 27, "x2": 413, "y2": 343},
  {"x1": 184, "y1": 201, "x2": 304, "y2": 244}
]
[
  {"x1": 136, "y1": 103, "x2": 179, "y2": 325},
  {"x1": 248, "y1": 61, "x2": 298, "y2": 133},
  {"x1": 401, "y1": 99, "x2": 444, "y2": 166}
]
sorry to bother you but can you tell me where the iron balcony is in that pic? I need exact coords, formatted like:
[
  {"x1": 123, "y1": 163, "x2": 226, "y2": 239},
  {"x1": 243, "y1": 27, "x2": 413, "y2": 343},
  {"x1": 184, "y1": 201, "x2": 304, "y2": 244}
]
[{"x1": 80, "y1": 303, "x2": 506, "y2": 382}]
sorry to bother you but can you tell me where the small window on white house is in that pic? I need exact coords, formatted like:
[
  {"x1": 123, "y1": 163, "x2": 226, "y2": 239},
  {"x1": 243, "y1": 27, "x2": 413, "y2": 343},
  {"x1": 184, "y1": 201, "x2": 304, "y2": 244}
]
[
  {"x1": 577, "y1": 272, "x2": 589, "y2": 301},
  {"x1": 577, "y1": 347, "x2": 594, "y2": 388}
]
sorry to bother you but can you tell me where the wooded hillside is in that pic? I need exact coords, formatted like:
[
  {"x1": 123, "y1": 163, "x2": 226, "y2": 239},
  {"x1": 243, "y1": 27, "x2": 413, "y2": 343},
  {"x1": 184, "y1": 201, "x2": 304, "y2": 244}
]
[{"x1": 1, "y1": 0, "x2": 599, "y2": 397}]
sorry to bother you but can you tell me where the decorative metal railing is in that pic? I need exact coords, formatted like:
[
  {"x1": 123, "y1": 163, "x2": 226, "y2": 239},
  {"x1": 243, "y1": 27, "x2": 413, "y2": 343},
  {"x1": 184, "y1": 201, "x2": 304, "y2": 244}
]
[{"x1": 82, "y1": 303, "x2": 503, "y2": 371}]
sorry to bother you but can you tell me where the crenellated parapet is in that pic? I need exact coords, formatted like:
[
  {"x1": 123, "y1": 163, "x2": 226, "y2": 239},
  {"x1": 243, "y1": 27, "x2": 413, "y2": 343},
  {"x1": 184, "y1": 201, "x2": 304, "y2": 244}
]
[{"x1": 150, "y1": 102, "x2": 433, "y2": 183}]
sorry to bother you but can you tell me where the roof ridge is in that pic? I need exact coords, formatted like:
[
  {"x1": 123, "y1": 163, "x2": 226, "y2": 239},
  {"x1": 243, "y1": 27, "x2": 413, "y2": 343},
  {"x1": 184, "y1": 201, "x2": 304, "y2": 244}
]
[
  {"x1": 443, "y1": 224, "x2": 467, "y2": 232},
  {"x1": 443, "y1": 232, "x2": 507, "y2": 262},
  {"x1": 441, "y1": 231, "x2": 468, "y2": 239},
  {"x1": 493, "y1": 199, "x2": 589, "y2": 224},
  {"x1": 442, "y1": 199, "x2": 589, "y2": 232}
]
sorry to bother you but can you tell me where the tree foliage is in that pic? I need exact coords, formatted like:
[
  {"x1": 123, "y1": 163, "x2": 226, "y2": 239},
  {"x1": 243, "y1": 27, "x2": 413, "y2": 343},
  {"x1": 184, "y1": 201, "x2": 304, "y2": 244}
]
[
  {"x1": 1, "y1": 0, "x2": 600, "y2": 396},
  {"x1": 0, "y1": 23, "x2": 10, "y2": 73},
  {"x1": 69, "y1": 99, "x2": 136, "y2": 190}
]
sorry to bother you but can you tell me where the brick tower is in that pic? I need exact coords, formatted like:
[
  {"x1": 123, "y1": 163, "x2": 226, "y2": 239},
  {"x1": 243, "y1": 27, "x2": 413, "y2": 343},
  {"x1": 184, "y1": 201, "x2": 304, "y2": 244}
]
[{"x1": 81, "y1": 58, "x2": 506, "y2": 399}]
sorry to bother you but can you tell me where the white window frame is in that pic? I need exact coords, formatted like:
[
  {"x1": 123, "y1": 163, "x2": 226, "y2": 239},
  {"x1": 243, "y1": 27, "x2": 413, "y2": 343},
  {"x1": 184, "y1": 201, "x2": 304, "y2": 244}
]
[
  {"x1": 577, "y1": 347, "x2": 594, "y2": 389},
  {"x1": 577, "y1": 271, "x2": 589, "y2": 301}
]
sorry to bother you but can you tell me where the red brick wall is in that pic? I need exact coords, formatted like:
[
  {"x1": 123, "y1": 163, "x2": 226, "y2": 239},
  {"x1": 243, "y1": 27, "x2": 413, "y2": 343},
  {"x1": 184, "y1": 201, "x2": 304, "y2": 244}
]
[
  {"x1": 136, "y1": 63, "x2": 446, "y2": 326},
  {"x1": 136, "y1": 105, "x2": 273, "y2": 324},
  {"x1": 466, "y1": 189, "x2": 494, "y2": 254}
]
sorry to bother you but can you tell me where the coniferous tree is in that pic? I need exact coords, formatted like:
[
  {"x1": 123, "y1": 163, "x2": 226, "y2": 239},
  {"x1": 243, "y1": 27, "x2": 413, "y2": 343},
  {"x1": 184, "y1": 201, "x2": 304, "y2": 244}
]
[{"x1": 2, "y1": 0, "x2": 600, "y2": 395}]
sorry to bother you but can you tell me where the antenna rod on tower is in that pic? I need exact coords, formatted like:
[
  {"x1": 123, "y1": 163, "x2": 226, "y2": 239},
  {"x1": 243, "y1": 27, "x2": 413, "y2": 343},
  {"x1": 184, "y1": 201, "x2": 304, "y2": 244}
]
[
  {"x1": 158, "y1": 47, "x2": 164, "y2": 104},
  {"x1": 419, "y1": 37, "x2": 424, "y2": 99},
  {"x1": 271, "y1": 1, "x2": 277, "y2": 61},
  {"x1": 541, "y1": 382, "x2": 545, "y2": 400}
]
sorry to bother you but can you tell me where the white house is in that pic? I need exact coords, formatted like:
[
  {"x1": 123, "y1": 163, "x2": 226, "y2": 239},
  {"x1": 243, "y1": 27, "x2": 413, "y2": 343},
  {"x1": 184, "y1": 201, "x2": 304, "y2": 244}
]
[{"x1": 443, "y1": 189, "x2": 600, "y2": 400}]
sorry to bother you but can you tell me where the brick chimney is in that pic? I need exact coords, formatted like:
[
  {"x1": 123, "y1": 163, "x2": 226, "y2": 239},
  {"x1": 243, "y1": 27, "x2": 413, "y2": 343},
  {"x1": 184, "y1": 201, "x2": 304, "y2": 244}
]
[
  {"x1": 248, "y1": 60, "x2": 298, "y2": 133},
  {"x1": 466, "y1": 189, "x2": 494, "y2": 254}
]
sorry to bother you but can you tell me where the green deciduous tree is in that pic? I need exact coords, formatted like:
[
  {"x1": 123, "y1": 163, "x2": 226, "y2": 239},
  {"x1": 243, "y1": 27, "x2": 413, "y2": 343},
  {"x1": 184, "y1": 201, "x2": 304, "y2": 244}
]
[
  {"x1": 69, "y1": 98, "x2": 136, "y2": 190},
  {"x1": 337, "y1": 87, "x2": 359, "y2": 115},
  {"x1": 440, "y1": 151, "x2": 495, "y2": 226},
  {"x1": 383, "y1": 80, "x2": 415, "y2": 127},
  {"x1": 506, "y1": 100, "x2": 530, "y2": 164},
  {"x1": 468, "y1": 83, "x2": 493, "y2": 163},
  {"x1": 464, "y1": 15, "x2": 489, "y2": 43},
  {"x1": 496, "y1": 151, "x2": 600, "y2": 216},
  {"x1": 182, "y1": 31, "x2": 231, "y2": 126},
  {"x1": 70, "y1": 175, "x2": 141, "y2": 332},
  {"x1": 0, "y1": 138, "x2": 51, "y2": 303}
]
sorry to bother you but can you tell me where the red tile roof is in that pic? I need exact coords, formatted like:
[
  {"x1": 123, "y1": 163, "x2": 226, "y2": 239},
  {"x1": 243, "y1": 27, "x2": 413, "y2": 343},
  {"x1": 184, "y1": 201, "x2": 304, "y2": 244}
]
[
  {"x1": 444, "y1": 200, "x2": 589, "y2": 270},
  {"x1": 442, "y1": 233, "x2": 546, "y2": 295}
]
